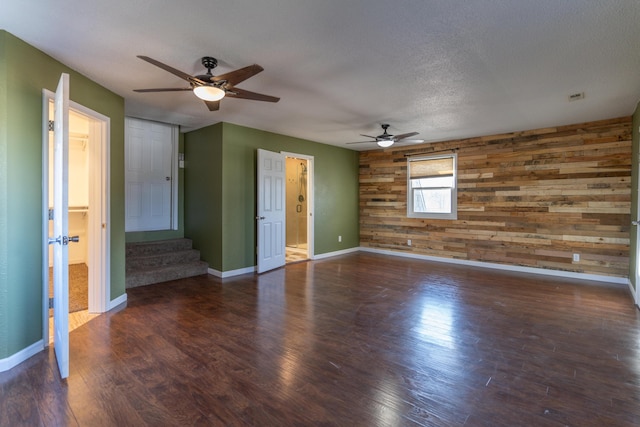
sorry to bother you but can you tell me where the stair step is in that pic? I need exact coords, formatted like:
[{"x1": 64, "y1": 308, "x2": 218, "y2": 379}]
[
  {"x1": 125, "y1": 238, "x2": 209, "y2": 289},
  {"x1": 126, "y1": 261, "x2": 209, "y2": 289},
  {"x1": 126, "y1": 249, "x2": 201, "y2": 271},
  {"x1": 126, "y1": 238, "x2": 194, "y2": 257}
]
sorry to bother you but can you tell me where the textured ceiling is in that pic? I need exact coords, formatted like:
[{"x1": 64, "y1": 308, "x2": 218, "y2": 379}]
[{"x1": 2, "y1": 1, "x2": 640, "y2": 150}]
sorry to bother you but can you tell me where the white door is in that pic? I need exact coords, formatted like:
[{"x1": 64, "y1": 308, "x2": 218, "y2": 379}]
[
  {"x1": 51, "y1": 73, "x2": 71, "y2": 379},
  {"x1": 125, "y1": 117, "x2": 176, "y2": 231},
  {"x1": 257, "y1": 149, "x2": 286, "y2": 273}
]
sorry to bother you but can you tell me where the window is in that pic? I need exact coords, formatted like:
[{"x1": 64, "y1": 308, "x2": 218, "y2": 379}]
[{"x1": 407, "y1": 154, "x2": 457, "y2": 219}]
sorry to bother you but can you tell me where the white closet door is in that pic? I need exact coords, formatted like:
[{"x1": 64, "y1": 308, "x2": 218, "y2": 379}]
[
  {"x1": 52, "y1": 73, "x2": 70, "y2": 379},
  {"x1": 125, "y1": 117, "x2": 176, "y2": 231}
]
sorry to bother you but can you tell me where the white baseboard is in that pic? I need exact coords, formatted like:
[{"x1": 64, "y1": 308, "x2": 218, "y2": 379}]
[
  {"x1": 208, "y1": 247, "x2": 360, "y2": 277},
  {"x1": 312, "y1": 247, "x2": 360, "y2": 260},
  {"x1": 359, "y1": 247, "x2": 630, "y2": 286},
  {"x1": 207, "y1": 245, "x2": 630, "y2": 287},
  {"x1": 628, "y1": 280, "x2": 638, "y2": 306},
  {"x1": 108, "y1": 293, "x2": 128, "y2": 310},
  {"x1": 208, "y1": 266, "x2": 255, "y2": 278},
  {"x1": 0, "y1": 340, "x2": 44, "y2": 373}
]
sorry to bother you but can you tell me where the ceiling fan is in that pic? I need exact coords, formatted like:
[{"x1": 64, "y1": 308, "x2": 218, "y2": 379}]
[
  {"x1": 347, "y1": 124, "x2": 424, "y2": 148},
  {"x1": 133, "y1": 56, "x2": 280, "y2": 111}
]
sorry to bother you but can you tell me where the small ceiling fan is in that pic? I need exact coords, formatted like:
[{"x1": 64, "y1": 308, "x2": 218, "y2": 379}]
[
  {"x1": 347, "y1": 124, "x2": 424, "y2": 148},
  {"x1": 133, "y1": 56, "x2": 279, "y2": 111}
]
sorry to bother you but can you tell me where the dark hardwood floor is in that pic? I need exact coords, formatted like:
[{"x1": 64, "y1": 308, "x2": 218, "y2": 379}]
[{"x1": 2, "y1": 252, "x2": 640, "y2": 426}]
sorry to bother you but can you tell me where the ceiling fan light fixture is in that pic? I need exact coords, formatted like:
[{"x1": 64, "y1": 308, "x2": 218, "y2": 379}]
[
  {"x1": 193, "y1": 85, "x2": 225, "y2": 101},
  {"x1": 377, "y1": 139, "x2": 394, "y2": 148}
]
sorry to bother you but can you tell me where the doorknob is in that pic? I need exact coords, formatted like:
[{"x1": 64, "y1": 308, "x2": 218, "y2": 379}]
[
  {"x1": 165, "y1": 176, "x2": 171, "y2": 181},
  {"x1": 62, "y1": 236, "x2": 79, "y2": 245},
  {"x1": 256, "y1": 216, "x2": 266, "y2": 220},
  {"x1": 633, "y1": 221, "x2": 639, "y2": 226},
  {"x1": 48, "y1": 235, "x2": 80, "y2": 245}
]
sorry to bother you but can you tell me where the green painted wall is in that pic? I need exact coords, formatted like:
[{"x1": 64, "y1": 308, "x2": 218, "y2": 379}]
[
  {"x1": 0, "y1": 31, "x2": 125, "y2": 359},
  {"x1": 0, "y1": 30, "x2": 8, "y2": 359},
  {"x1": 184, "y1": 123, "x2": 224, "y2": 270},
  {"x1": 125, "y1": 133, "x2": 185, "y2": 243},
  {"x1": 630, "y1": 101, "x2": 639, "y2": 296},
  {"x1": 184, "y1": 122, "x2": 359, "y2": 273}
]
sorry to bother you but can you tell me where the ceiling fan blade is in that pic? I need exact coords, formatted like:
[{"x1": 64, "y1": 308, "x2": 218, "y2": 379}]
[
  {"x1": 225, "y1": 87, "x2": 280, "y2": 102},
  {"x1": 213, "y1": 64, "x2": 264, "y2": 86},
  {"x1": 137, "y1": 55, "x2": 205, "y2": 85},
  {"x1": 359, "y1": 134, "x2": 378, "y2": 139},
  {"x1": 402, "y1": 139, "x2": 425, "y2": 143},
  {"x1": 133, "y1": 88, "x2": 193, "y2": 93},
  {"x1": 204, "y1": 100, "x2": 220, "y2": 111},
  {"x1": 346, "y1": 140, "x2": 377, "y2": 144},
  {"x1": 393, "y1": 132, "x2": 419, "y2": 141}
]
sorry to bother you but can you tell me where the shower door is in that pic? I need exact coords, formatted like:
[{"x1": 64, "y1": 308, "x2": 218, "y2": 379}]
[{"x1": 286, "y1": 158, "x2": 308, "y2": 249}]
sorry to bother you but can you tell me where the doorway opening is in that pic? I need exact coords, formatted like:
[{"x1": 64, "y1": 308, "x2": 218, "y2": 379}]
[
  {"x1": 284, "y1": 154, "x2": 313, "y2": 264},
  {"x1": 42, "y1": 94, "x2": 110, "y2": 344}
]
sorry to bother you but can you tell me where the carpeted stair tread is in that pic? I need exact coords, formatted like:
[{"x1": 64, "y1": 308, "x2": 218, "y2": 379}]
[
  {"x1": 126, "y1": 249, "x2": 202, "y2": 271},
  {"x1": 125, "y1": 238, "x2": 209, "y2": 289},
  {"x1": 126, "y1": 261, "x2": 209, "y2": 288},
  {"x1": 126, "y1": 238, "x2": 194, "y2": 256}
]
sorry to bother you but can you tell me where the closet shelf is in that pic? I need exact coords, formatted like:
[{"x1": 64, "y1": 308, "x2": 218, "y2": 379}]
[
  {"x1": 69, "y1": 206, "x2": 89, "y2": 213},
  {"x1": 47, "y1": 206, "x2": 89, "y2": 212}
]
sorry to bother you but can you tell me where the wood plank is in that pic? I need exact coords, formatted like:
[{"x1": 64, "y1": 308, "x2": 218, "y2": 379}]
[
  {"x1": 5, "y1": 255, "x2": 640, "y2": 424},
  {"x1": 359, "y1": 116, "x2": 632, "y2": 278}
]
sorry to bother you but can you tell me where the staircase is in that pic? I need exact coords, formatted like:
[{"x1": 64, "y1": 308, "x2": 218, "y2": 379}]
[{"x1": 126, "y1": 238, "x2": 209, "y2": 289}]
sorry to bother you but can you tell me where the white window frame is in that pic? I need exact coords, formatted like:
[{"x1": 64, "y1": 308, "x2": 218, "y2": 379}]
[{"x1": 407, "y1": 153, "x2": 457, "y2": 220}]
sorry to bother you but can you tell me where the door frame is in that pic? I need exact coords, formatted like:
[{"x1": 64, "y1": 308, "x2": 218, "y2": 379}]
[
  {"x1": 282, "y1": 151, "x2": 314, "y2": 261},
  {"x1": 41, "y1": 90, "x2": 111, "y2": 344}
]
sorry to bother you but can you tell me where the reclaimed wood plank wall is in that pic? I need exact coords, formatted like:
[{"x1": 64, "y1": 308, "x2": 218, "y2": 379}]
[{"x1": 359, "y1": 117, "x2": 632, "y2": 278}]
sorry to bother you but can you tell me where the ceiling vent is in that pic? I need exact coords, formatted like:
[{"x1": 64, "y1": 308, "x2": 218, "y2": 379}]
[{"x1": 568, "y1": 92, "x2": 585, "y2": 102}]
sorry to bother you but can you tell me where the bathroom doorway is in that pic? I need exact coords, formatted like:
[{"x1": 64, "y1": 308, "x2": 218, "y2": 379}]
[{"x1": 284, "y1": 154, "x2": 313, "y2": 263}]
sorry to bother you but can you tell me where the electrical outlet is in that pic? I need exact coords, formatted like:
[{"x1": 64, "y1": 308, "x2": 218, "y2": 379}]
[
  {"x1": 407, "y1": 239, "x2": 412, "y2": 246},
  {"x1": 573, "y1": 253, "x2": 580, "y2": 262},
  {"x1": 338, "y1": 235, "x2": 342, "y2": 242}
]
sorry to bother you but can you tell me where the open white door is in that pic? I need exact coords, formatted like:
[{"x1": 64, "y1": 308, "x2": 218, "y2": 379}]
[
  {"x1": 257, "y1": 149, "x2": 286, "y2": 273},
  {"x1": 50, "y1": 73, "x2": 71, "y2": 379}
]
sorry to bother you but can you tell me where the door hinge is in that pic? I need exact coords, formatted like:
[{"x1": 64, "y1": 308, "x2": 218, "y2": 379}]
[
  {"x1": 49, "y1": 297, "x2": 54, "y2": 309},
  {"x1": 48, "y1": 208, "x2": 54, "y2": 220},
  {"x1": 48, "y1": 120, "x2": 55, "y2": 131}
]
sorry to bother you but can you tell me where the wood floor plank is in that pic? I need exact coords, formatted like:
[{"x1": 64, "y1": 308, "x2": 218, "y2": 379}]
[
  {"x1": 0, "y1": 368, "x2": 43, "y2": 427},
  {"x1": 24, "y1": 351, "x2": 78, "y2": 427},
  {"x1": 2, "y1": 252, "x2": 640, "y2": 426}
]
